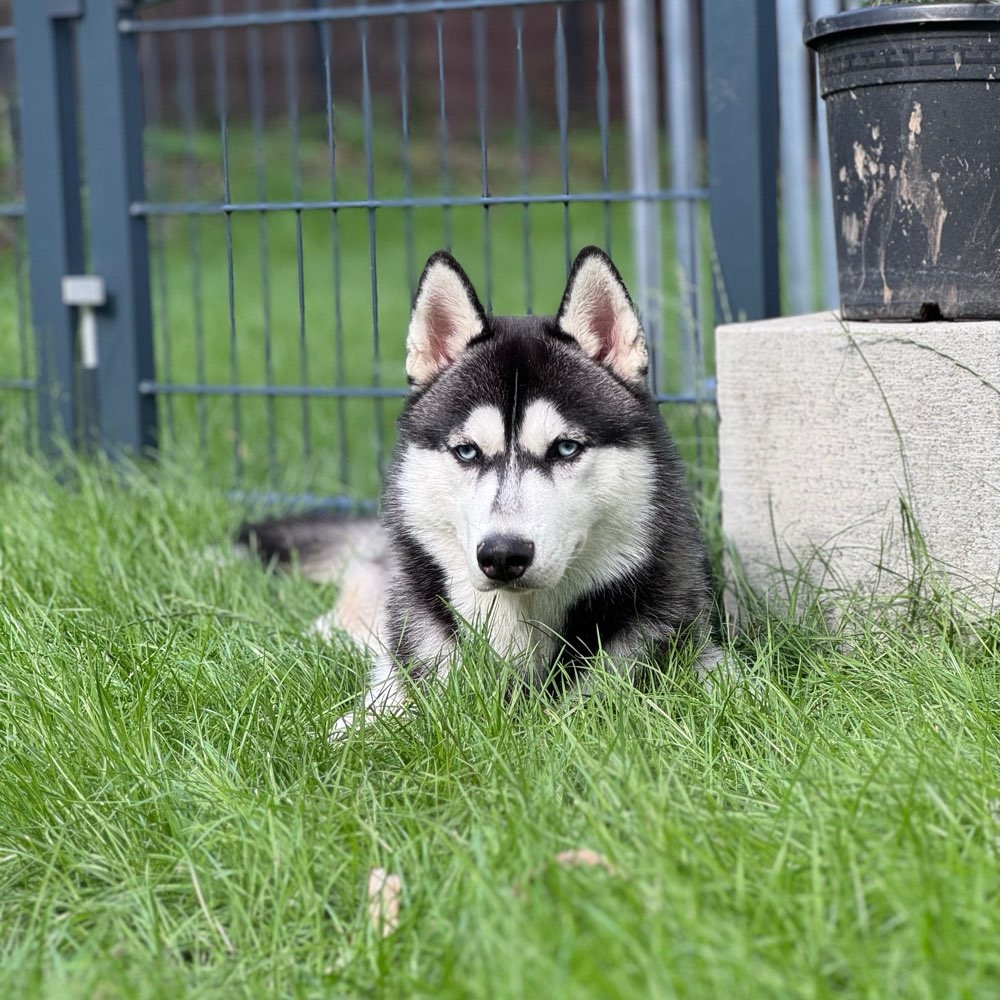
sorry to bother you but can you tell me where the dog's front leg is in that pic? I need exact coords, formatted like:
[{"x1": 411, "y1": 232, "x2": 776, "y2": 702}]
[
  {"x1": 567, "y1": 632, "x2": 731, "y2": 698},
  {"x1": 329, "y1": 654, "x2": 411, "y2": 739}
]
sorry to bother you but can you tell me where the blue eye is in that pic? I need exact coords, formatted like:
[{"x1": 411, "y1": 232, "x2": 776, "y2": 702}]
[
  {"x1": 454, "y1": 443, "x2": 481, "y2": 463},
  {"x1": 552, "y1": 439, "x2": 582, "y2": 460}
]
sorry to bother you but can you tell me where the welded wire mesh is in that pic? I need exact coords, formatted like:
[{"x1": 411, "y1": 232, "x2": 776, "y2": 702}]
[
  {"x1": 0, "y1": 17, "x2": 34, "y2": 451},
  {"x1": 121, "y1": 0, "x2": 715, "y2": 503}
]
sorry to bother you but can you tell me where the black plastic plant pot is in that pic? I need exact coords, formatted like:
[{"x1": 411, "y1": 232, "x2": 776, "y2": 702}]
[{"x1": 805, "y1": 4, "x2": 1000, "y2": 320}]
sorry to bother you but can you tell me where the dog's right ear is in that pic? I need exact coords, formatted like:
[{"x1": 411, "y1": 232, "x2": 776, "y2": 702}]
[{"x1": 406, "y1": 252, "x2": 487, "y2": 387}]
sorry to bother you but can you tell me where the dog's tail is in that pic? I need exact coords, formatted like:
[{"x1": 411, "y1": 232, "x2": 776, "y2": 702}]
[{"x1": 236, "y1": 512, "x2": 389, "y2": 584}]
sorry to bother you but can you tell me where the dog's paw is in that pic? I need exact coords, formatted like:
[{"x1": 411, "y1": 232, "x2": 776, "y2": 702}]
[
  {"x1": 696, "y1": 645, "x2": 762, "y2": 696},
  {"x1": 311, "y1": 609, "x2": 342, "y2": 643},
  {"x1": 327, "y1": 701, "x2": 417, "y2": 743},
  {"x1": 328, "y1": 711, "x2": 357, "y2": 742},
  {"x1": 693, "y1": 643, "x2": 725, "y2": 684}
]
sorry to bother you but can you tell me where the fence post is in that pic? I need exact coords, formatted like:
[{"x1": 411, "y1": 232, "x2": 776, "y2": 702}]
[
  {"x1": 704, "y1": 0, "x2": 780, "y2": 321},
  {"x1": 75, "y1": 0, "x2": 157, "y2": 454},
  {"x1": 663, "y1": 0, "x2": 701, "y2": 397},
  {"x1": 621, "y1": 0, "x2": 664, "y2": 394},
  {"x1": 777, "y1": 0, "x2": 812, "y2": 314},
  {"x1": 810, "y1": 0, "x2": 842, "y2": 311},
  {"x1": 13, "y1": 0, "x2": 86, "y2": 451}
]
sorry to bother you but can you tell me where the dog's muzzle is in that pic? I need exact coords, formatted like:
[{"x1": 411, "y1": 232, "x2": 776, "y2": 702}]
[{"x1": 476, "y1": 534, "x2": 535, "y2": 584}]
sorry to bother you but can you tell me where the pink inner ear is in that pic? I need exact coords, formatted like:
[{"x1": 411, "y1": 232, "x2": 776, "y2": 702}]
[
  {"x1": 425, "y1": 295, "x2": 459, "y2": 366},
  {"x1": 588, "y1": 298, "x2": 621, "y2": 364}
]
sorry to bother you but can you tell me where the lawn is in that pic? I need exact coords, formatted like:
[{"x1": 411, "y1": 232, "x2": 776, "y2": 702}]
[{"x1": 1, "y1": 448, "x2": 999, "y2": 998}]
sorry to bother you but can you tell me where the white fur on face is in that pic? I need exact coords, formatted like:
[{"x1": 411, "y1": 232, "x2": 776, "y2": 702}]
[
  {"x1": 517, "y1": 399, "x2": 584, "y2": 458},
  {"x1": 558, "y1": 254, "x2": 648, "y2": 385},
  {"x1": 406, "y1": 260, "x2": 483, "y2": 385},
  {"x1": 395, "y1": 399, "x2": 658, "y2": 660},
  {"x1": 448, "y1": 404, "x2": 505, "y2": 458}
]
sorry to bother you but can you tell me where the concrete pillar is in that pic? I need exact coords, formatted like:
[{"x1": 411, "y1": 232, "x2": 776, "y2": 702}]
[{"x1": 717, "y1": 312, "x2": 1000, "y2": 614}]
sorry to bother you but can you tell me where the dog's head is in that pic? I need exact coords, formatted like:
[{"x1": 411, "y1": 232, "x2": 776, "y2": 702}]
[{"x1": 386, "y1": 247, "x2": 662, "y2": 597}]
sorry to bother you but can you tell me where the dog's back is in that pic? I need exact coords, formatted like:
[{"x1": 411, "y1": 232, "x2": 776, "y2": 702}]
[{"x1": 237, "y1": 513, "x2": 392, "y2": 647}]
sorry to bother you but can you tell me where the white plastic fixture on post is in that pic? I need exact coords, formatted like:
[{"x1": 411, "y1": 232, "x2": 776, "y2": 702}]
[{"x1": 61, "y1": 274, "x2": 107, "y2": 371}]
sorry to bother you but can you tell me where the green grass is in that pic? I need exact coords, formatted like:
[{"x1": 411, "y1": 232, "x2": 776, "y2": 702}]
[{"x1": 2, "y1": 448, "x2": 999, "y2": 998}]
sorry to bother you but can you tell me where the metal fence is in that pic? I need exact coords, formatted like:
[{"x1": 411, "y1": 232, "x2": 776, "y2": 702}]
[
  {"x1": 0, "y1": 0, "x2": 844, "y2": 504},
  {"x1": 0, "y1": 14, "x2": 30, "y2": 444}
]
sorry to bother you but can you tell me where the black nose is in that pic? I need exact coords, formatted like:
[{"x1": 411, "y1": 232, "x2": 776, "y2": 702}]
[{"x1": 476, "y1": 534, "x2": 535, "y2": 582}]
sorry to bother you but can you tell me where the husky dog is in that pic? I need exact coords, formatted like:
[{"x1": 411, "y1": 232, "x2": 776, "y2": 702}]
[{"x1": 240, "y1": 247, "x2": 718, "y2": 732}]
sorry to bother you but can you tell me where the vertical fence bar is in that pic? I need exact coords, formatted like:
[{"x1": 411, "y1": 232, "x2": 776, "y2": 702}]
[
  {"x1": 143, "y1": 31, "x2": 174, "y2": 440},
  {"x1": 1, "y1": 26, "x2": 37, "y2": 447},
  {"x1": 514, "y1": 5, "x2": 534, "y2": 313},
  {"x1": 13, "y1": 223, "x2": 32, "y2": 446},
  {"x1": 2, "y1": 30, "x2": 34, "y2": 445},
  {"x1": 811, "y1": 0, "x2": 840, "y2": 310},
  {"x1": 75, "y1": 1, "x2": 157, "y2": 454},
  {"x1": 595, "y1": 2, "x2": 612, "y2": 256},
  {"x1": 704, "y1": 0, "x2": 780, "y2": 321},
  {"x1": 319, "y1": 19, "x2": 350, "y2": 489},
  {"x1": 13, "y1": 0, "x2": 84, "y2": 451},
  {"x1": 359, "y1": 14, "x2": 385, "y2": 478},
  {"x1": 777, "y1": 0, "x2": 812, "y2": 314},
  {"x1": 211, "y1": 1, "x2": 243, "y2": 483},
  {"x1": 284, "y1": 9, "x2": 311, "y2": 470},
  {"x1": 621, "y1": 0, "x2": 663, "y2": 395},
  {"x1": 554, "y1": 6, "x2": 572, "y2": 270},
  {"x1": 663, "y1": 0, "x2": 700, "y2": 397},
  {"x1": 177, "y1": 30, "x2": 208, "y2": 453},
  {"x1": 246, "y1": 0, "x2": 277, "y2": 482},
  {"x1": 436, "y1": 14, "x2": 452, "y2": 250},
  {"x1": 395, "y1": 15, "x2": 416, "y2": 297},
  {"x1": 473, "y1": 9, "x2": 493, "y2": 310}
]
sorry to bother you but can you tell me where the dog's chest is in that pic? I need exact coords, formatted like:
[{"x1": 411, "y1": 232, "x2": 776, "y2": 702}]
[{"x1": 451, "y1": 583, "x2": 565, "y2": 668}]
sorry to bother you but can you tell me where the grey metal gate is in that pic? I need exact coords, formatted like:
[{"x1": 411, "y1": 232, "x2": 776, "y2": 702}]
[{"x1": 0, "y1": 0, "x2": 778, "y2": 504}]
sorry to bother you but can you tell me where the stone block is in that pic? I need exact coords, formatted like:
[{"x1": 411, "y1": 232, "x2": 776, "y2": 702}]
[{"x1": 716, "y1": 312, "x2": 1000, "y2": 613}]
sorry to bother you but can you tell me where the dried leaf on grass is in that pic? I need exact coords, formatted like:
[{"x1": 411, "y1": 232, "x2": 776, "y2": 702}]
[
  {"x1": 553, "y1": 848, "x2": 619, "y2": 876},
  {"x1": 367, "y1": 867, "x2": 402, "y2": 938},
  {"x1": 513, "y1": 847, "x2": 622, "y2": 898}
]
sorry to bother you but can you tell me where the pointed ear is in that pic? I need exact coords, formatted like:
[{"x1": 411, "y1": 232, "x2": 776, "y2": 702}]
[
  {"x1": 406, "y1": 252, "x2": 487, "y2": 386},
  {"x1": 556, "y1": 247, "x2": 648, "y2": 385}
]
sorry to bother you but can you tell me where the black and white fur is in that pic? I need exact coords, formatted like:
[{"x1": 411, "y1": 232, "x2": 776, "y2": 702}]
[{"x1": 240, "y1": 247, "x2": 719, "y2": 733}]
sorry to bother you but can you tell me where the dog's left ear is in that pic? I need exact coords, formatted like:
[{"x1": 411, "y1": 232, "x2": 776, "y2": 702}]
[
  {"x1": 556, "y1": 246, "x2": 648, "y2": 386},
  {"x1": 406, "y1": 251, "x2": 487, "y2": 387}
]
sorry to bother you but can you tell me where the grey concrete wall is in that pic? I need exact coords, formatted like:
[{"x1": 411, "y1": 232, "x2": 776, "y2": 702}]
[{"x1": 716, "y1": 312, "x2": 1000, "y2": 614}]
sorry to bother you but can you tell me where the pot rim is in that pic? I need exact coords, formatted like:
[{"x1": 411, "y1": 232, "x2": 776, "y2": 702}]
[{"x1": 805, "y1": 3, "x2": 1000, "y2": 49}]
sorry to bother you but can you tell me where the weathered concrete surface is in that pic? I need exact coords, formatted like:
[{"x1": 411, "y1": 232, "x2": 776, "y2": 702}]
[{"x1": 717, "y1": 312, "x2": 1000, "y2": 613}]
